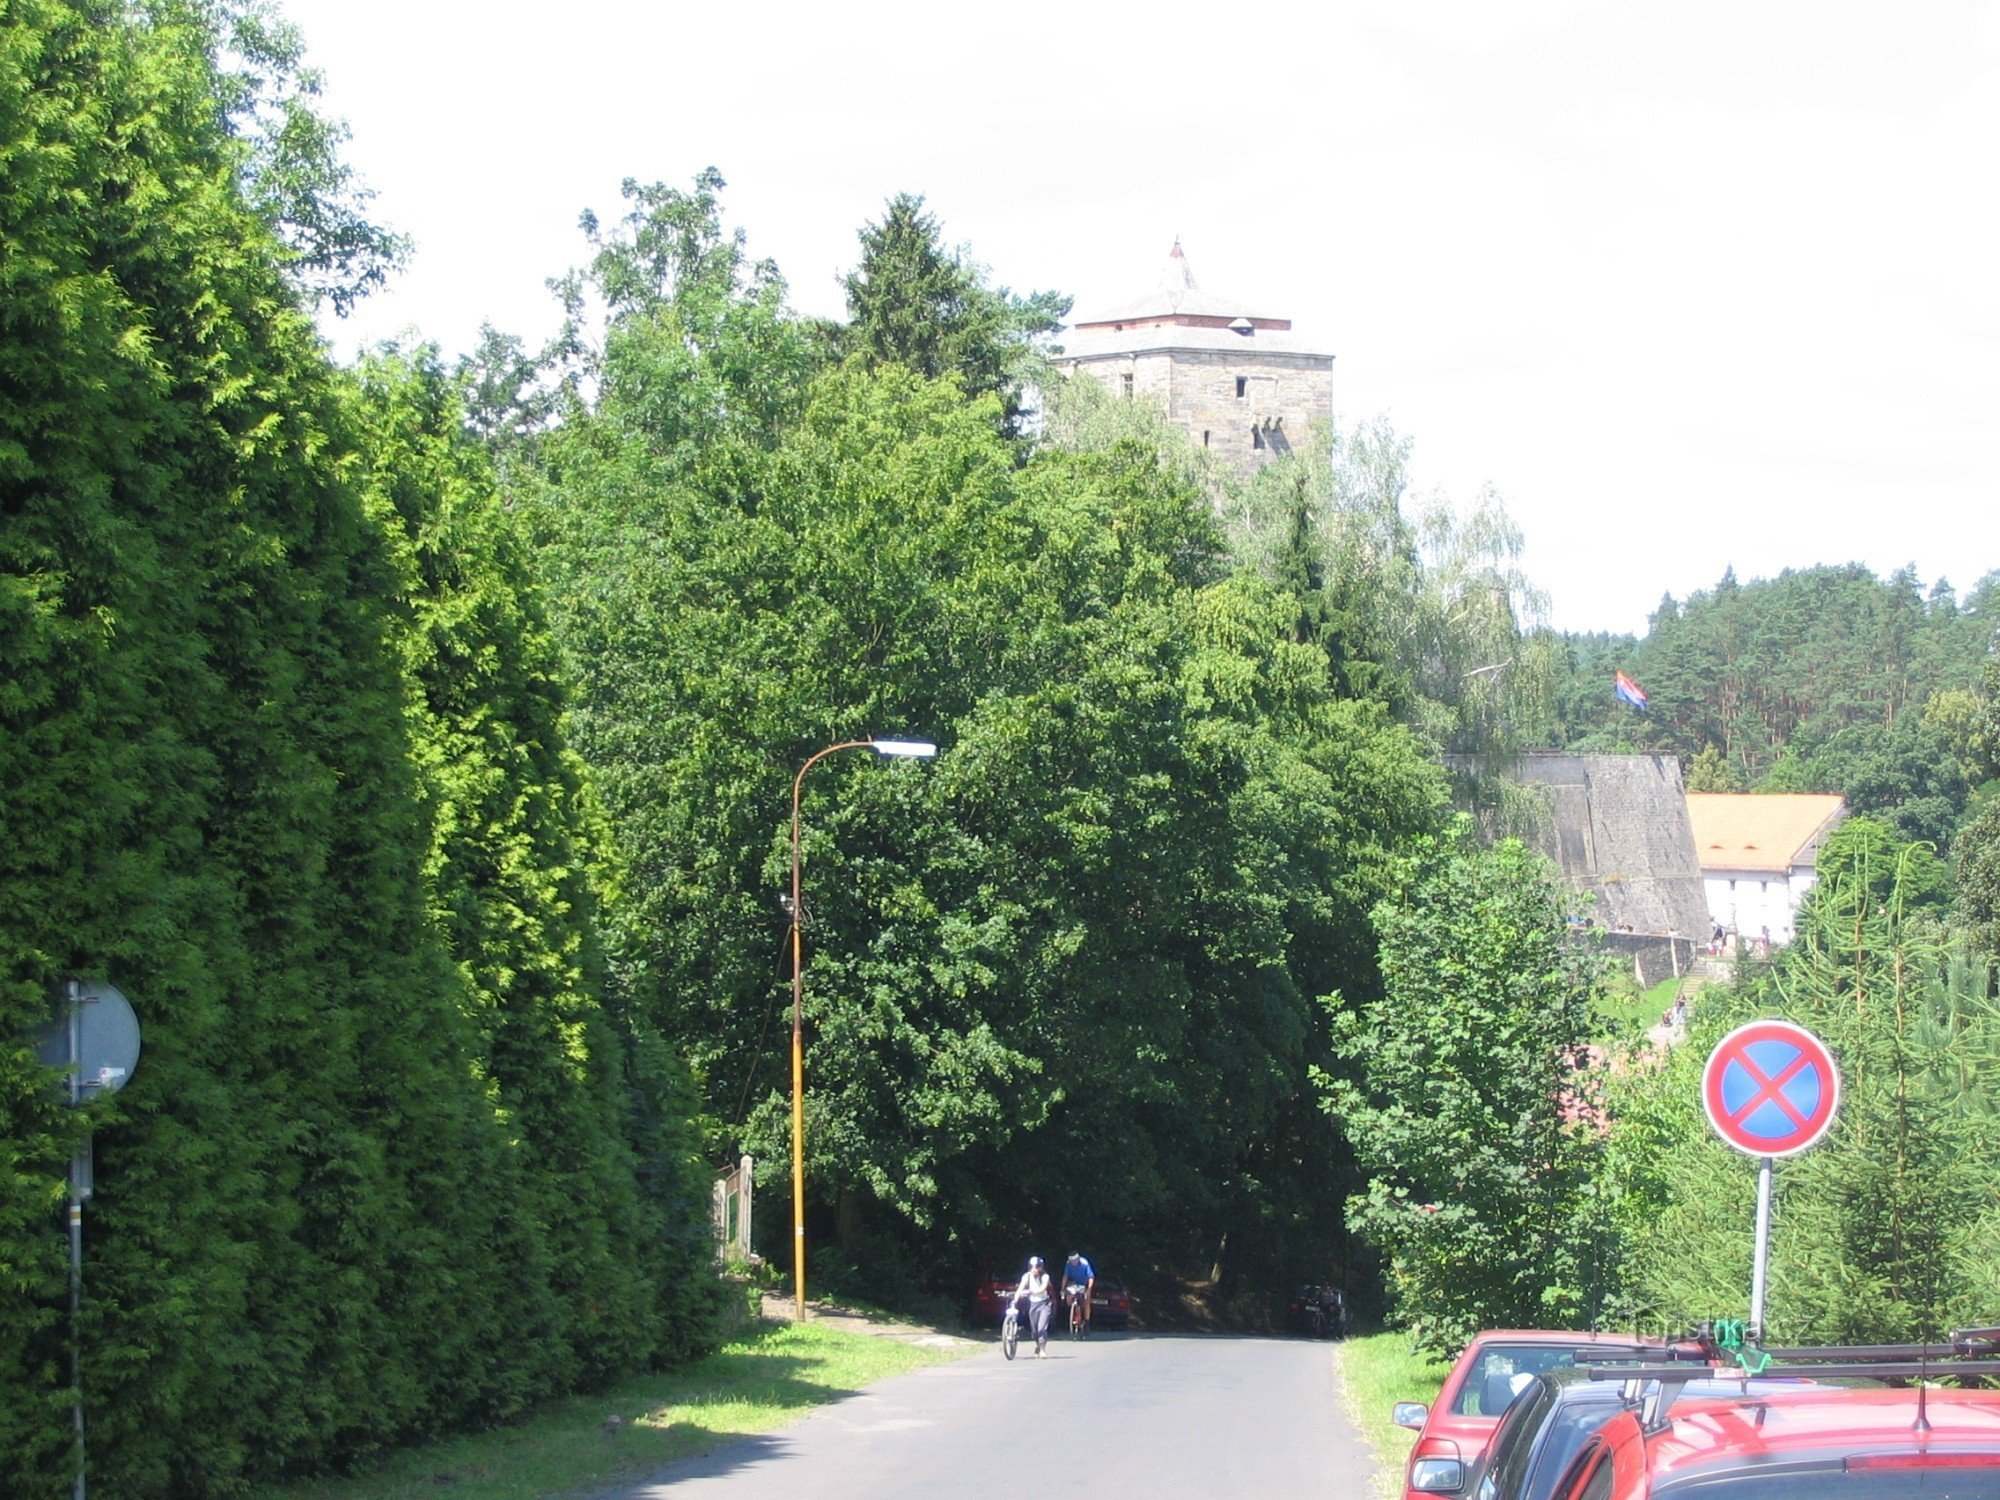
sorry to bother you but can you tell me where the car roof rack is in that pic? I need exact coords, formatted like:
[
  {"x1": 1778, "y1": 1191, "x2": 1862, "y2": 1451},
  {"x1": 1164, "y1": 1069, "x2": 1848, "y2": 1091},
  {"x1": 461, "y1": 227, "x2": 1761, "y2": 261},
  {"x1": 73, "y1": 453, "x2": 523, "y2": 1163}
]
[{"x1": 1583, "y1": 1324, "x2": 2000, "y2": 1431}]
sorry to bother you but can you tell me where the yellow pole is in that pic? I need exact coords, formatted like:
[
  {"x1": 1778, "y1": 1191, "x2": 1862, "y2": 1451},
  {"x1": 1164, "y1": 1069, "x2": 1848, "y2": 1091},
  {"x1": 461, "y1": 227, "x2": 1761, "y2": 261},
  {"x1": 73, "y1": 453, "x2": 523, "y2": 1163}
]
[
  {"x1": 790, "y1": 741, "x2": 871, "y2": 1322},
  {"x1": 790, "y1": 918, "x2": 805, "y2": 1321}
]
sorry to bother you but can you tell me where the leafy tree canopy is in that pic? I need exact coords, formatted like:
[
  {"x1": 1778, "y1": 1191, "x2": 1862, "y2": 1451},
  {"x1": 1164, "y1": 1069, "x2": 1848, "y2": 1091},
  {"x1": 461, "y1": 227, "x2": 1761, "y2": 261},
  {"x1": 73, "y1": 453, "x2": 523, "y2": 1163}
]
[
  {"x1": 0, "y1": 13, "x2": 713, "y2": 1488},
  {"x1": 181, "y1": 0, "x2": 409, "y2": 313},
  {"x1": 841, "y1": 193, "x2": 1070, "y2": 440},
  {"x1": 1554, "y1": 562, "x2": 1997, "y2": 846},
  {"x1": 1320, "y1": 836, "x2": 1610, "y2": 1353},
  {"x1": 505, "y1": 173, "x2": 1448, "y2": 1299}
]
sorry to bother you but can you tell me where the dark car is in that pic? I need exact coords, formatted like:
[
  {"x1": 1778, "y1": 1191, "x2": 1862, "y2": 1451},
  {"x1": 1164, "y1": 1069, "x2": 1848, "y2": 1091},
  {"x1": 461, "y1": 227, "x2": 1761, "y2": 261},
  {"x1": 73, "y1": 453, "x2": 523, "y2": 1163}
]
[
  {"x1": 1088, "y1": 1272, "x2": 1131, "y2": 1331},
  {"x1": 1286, "y1": 1284, "x2": 1349, "y2": 1338}
]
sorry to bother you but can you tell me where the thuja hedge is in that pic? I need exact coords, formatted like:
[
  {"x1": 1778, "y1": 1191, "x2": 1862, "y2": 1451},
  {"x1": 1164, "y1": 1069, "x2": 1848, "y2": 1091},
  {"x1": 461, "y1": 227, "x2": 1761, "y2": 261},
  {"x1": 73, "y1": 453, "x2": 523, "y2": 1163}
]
[{"x1": 1, "y1": 4, "x2": 718, "y2": 1493}]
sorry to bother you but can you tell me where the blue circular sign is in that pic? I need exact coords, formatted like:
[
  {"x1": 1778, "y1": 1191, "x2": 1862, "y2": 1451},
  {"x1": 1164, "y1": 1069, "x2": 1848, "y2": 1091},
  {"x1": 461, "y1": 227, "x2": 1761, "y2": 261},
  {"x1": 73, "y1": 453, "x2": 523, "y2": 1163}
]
[{"x1": 1702, "y1": 1019, "x2": 1839, "y2": 1158}]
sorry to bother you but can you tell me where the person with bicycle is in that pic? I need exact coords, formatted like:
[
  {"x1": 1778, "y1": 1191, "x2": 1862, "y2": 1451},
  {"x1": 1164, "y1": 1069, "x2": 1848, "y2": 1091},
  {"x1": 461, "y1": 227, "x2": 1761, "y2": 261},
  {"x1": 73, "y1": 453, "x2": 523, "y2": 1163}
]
[
  {"x1": 1061, "y1": 1252, "x2": 1095, "y2": 1336},
  {"x1": 1014, "y1": 1255, "x2": 1053, "y2": 1357}
]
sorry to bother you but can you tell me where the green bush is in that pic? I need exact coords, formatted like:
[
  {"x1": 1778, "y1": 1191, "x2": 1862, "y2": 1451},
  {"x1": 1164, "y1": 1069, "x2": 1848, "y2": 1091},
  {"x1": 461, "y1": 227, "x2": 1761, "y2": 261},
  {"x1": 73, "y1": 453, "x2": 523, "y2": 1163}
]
[
  {"x1": 1324, "y1": 837, "x2": 1613, "y2": 1354},
  {"x1": 1604, "y1": 827, "x2": 2000, "y2": 1342},
  {"x1": 0, "y1": 8, "x2": 720, "y2": 1491}
]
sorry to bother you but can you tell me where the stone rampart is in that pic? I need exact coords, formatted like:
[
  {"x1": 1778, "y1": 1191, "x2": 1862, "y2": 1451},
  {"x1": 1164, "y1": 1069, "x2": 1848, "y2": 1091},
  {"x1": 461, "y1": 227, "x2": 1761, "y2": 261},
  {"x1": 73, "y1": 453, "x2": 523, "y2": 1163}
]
[{"x1": 1505, "y1": 753, "x2": 1711, "y2": 939}]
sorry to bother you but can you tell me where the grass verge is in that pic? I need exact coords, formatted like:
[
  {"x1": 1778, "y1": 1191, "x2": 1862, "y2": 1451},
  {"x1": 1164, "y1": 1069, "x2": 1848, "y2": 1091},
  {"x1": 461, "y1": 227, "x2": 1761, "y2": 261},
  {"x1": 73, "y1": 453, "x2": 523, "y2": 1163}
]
[
  {"x1": 253, "y1": 1319, "x2": 973, "y2": 1500},
  {"x1": 1337, "y1": 1330, "x2": 1452, "y2": 1498},
  {"x1": 1595, "y1": 973, "x2": 1686, "y2": 1038}
]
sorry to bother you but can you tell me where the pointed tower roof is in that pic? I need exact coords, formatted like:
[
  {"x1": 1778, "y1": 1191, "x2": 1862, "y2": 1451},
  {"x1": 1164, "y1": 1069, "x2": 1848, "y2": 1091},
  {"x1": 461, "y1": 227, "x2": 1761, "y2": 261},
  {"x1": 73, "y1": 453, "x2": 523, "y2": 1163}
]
[{"x1": 1077, "y1": 241, "x2": 1288, "y2": 328}]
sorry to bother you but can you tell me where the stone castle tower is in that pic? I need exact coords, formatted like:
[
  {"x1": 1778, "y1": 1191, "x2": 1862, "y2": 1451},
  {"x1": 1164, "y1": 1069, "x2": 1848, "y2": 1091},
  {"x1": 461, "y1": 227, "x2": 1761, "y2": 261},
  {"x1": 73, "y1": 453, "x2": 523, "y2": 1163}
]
[{"x1": 1055, "y1": 241, "x2": 1335, "y2": 477}]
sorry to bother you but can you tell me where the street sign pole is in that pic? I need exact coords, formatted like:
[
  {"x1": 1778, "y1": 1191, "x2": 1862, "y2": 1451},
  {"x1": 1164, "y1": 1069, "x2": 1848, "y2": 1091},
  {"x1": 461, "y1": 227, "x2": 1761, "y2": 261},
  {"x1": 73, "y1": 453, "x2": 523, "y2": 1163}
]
[
  {"x1": 1702, "y1": 1019, "x2": 1840, "y2": 1346},
  {"x1": 1748, "y1": 1155, "x2": 1773, "y2": 1341},
  {"x1": 31, "y1": 976, "x2": 141, "y2": 1500},
  {"x1": 66, "y1": 977, "x2": 84, "y2": 1500}
]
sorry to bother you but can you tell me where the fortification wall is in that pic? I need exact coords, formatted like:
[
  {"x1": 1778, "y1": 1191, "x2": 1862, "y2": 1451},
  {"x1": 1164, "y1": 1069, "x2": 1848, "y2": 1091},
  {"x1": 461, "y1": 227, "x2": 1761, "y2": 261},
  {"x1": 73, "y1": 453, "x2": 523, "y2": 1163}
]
[{"x1": 1510, "y1": 753, "x2": 1711, "y2": 939}]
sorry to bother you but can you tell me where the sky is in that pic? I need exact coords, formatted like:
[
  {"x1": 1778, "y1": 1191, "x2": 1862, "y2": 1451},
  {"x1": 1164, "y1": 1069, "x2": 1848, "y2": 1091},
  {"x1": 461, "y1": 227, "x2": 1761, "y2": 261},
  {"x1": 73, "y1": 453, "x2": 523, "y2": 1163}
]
[{"x1": 284, "y1": 0, "x2": 1999, "y2": 637}]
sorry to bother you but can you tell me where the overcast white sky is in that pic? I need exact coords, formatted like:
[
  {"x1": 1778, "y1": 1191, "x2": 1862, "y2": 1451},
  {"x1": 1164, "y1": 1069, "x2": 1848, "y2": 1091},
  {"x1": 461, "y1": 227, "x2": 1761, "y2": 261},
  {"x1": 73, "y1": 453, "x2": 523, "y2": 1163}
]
[{"x1": 286, "y1": 0, "x2": 1999, "y2": 637}]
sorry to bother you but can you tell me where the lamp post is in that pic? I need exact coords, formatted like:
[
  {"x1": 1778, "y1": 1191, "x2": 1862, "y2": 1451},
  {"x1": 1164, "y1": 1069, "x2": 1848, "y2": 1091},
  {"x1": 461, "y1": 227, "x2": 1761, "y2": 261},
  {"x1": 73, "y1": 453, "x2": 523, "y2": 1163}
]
[{"x1": 789, "y1": 737, "x2": 937, "y2": 1320}]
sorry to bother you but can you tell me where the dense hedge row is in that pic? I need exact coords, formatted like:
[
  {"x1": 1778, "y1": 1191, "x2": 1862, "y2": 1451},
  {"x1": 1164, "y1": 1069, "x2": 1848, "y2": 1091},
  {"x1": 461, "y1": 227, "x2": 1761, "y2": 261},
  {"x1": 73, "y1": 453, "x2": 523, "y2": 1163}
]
[{"x1": 0, "y1": 5, "x2": 716, "y2": 1492}]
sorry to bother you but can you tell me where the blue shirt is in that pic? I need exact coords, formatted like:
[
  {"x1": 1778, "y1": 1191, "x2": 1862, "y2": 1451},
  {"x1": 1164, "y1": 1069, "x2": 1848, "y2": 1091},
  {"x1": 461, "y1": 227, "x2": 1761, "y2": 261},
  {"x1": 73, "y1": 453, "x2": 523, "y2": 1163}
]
[{"x1": 1063, "y1": 1257, "x2": 1094, "y2": 1286}]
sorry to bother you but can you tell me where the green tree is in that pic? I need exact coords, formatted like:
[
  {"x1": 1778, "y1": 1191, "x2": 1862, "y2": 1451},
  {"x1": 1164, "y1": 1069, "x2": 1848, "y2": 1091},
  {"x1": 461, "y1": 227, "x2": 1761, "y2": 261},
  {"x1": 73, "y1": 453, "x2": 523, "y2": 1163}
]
[
  {"x1": 350, "y1": 347, "x2": 724, "y2": 1375},
  {"x1": 509, "y1": 174, "x2": 1449, "y2": 1297},
  {"x1": 1606, "y1": 830, "x2": 2000, "y2": 1343},
  {"x1": 1808, "y1": 817, "x2": 1952, "y2": 918},
  {"x1": 1685, "y1": 743, "x2": 1745, "y2": 792},
  {"x1": 1792, "y1": 720, "x2": 1970, "y2": 850},
  {"x1": 1552, "y1": 564, "x2": 1998, "y2": 806},
  {"x1": 841, "y1": 193, "x2": 1068, "y2": 440},
  {"x1": 1953, "y1": 796, "x2": 2000, "y2": 955},
  {"x1": 195, "y1": 0, "x2": 409, "y2": 312},
  {"x1": 1, "y1": 11, "x2": 713, "y2": 1490},
  {"x1": 1321, "y1": 837, "x2": 1611, "y2": 1353}
]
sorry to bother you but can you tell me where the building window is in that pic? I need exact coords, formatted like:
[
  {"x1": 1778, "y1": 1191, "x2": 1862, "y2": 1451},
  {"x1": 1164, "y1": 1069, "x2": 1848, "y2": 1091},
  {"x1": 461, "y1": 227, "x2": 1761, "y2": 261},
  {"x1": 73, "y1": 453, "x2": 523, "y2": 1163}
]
[
  {"x1": 1252, "y1": 427, "x2": 1265, "y2": 450},
  {"x1": 1202, "y1": 430, "x2": 1210, "y2": 447},
  {"x1": 1121, "y1": 373, "x2": 1133, "y2": 400},
  {"x1": 1235, "y1": 377, "x2": 1247, "y2": 398}
]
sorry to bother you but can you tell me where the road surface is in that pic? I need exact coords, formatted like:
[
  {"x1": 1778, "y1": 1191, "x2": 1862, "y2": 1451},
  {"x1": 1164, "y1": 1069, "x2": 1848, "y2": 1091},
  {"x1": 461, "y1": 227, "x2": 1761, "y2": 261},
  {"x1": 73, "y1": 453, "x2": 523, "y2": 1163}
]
[{"x1": 609, "y1": 1332, "x2": 1378, "y2": 1499}]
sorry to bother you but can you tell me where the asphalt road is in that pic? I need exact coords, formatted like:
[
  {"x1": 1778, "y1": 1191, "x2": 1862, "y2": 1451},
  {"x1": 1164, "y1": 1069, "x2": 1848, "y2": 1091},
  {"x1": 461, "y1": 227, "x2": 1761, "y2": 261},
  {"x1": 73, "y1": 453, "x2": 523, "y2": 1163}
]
[{"x1": 610, "y1": 1331, "x2": 1379, "y2": 1499}]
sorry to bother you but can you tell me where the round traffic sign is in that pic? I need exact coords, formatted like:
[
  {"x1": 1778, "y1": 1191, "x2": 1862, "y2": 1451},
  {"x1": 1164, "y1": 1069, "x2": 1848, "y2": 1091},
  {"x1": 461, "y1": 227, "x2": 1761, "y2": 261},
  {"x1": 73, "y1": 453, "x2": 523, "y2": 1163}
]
[
  {"x1": 1702, "y1": 1019, "x2": 1839, "y2": 1158},
  {"x1": 32, "y1": 980, "x2": 142, "y2": 1099}
]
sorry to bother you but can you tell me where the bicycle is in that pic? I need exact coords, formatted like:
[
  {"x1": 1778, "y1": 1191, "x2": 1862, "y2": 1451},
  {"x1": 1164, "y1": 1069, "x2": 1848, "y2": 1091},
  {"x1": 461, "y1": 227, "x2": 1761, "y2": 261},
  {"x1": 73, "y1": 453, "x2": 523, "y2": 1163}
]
[
  {"x1": 1001, "y1": 1295, "x2": 1022, "y2": 1360},
  {"x1": 1066, "y1": 1285, "x2": 1088, "y2": 1340}
]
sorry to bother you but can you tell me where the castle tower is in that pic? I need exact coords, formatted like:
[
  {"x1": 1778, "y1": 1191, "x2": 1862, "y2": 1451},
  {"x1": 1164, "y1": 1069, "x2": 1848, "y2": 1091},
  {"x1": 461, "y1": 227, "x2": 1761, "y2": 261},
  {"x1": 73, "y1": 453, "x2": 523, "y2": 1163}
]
[{"x1": 1056, "y1": 241, "x2": 1334, "y2": 476}]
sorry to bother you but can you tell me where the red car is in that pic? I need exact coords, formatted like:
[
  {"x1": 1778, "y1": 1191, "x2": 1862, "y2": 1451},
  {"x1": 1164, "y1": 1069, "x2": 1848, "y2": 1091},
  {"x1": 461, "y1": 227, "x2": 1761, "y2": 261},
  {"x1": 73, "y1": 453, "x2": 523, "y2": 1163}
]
[
  {"x1": 971, "y1": 1266, "x2": 1132, "y2": 1331},
  {"x1": 970, "y1": 1270, "x2": 1025, "y2": 1326},
  {"x1": 1549, "y1": 1384, "x2": 2000, "y2": 1499},
  {"x1": 1088, "y1": 1272, "x2": 1132, "y2": 1331},
  {"x1": 1394, "y1": 1331, "x2": 1670, "y2": 1499}
]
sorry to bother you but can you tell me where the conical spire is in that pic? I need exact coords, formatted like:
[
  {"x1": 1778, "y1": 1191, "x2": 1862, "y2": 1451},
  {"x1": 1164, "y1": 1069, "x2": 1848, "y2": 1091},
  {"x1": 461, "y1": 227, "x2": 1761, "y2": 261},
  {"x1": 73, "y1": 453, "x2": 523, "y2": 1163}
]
[{"x1": 1158, "y1": 237, "x2": 1198, "y2": 293}]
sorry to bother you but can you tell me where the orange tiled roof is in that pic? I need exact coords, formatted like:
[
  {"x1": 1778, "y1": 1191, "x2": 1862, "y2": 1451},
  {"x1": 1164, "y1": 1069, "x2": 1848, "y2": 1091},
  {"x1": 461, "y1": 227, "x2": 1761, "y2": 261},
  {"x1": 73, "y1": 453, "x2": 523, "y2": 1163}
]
[{"x1": 1684, "y1": 793, "x2": 1847, "y2": 873}]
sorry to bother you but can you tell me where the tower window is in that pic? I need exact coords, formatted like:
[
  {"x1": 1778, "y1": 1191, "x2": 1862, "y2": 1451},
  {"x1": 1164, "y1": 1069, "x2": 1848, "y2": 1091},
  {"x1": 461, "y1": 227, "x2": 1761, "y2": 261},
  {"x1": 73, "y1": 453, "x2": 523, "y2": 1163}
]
[
  {"x1": 1235, "y1": 377, "x2": 1247, "y2": 398},
  {"x1": 1252, "y1": 427, "x2": 1265, "y2": 450},
  {"x1": 1202, "y1": 431, "x2": 1210, "y2": 447},
  {"x1": 1122, "y1": 373, "x2": 1133, "y2": 399}
]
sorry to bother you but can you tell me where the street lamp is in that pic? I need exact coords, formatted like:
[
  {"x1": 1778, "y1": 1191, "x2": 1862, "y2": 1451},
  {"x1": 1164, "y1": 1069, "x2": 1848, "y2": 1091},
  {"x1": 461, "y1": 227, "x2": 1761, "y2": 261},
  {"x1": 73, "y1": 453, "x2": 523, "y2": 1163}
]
[{"x1": 789, "y1": 737, "x2": 937, "y2": 1319}]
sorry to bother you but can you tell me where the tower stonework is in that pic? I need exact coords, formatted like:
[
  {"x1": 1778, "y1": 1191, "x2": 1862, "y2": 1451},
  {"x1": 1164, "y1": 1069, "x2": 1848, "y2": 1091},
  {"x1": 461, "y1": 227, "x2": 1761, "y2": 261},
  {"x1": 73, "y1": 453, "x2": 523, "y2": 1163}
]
[{"x1": 1056, "y1": 241, "x2": 1334, "y2": 477}]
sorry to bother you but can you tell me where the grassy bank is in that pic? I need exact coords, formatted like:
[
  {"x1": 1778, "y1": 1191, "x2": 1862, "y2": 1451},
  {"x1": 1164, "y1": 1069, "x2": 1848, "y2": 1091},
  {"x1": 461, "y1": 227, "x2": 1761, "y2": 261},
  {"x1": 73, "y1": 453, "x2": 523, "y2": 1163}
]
[
  {"x1": 254, "y1": 1320, "x2": 972, "y2": 1500},
  {"x1": 1595, "y1": 973, "x2": 1687, "y2": 1037},
  {"x1": 1338, "y1": 1330, "x2": 1452, "y2": 1498}
]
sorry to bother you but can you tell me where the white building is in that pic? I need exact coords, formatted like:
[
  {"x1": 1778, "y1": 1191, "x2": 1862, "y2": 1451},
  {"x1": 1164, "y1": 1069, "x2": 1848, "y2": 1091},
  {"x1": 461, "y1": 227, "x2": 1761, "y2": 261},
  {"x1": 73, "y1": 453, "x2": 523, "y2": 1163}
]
[{"x1": 1684, "y1": 792, "x2": 1848, "y2": 946}]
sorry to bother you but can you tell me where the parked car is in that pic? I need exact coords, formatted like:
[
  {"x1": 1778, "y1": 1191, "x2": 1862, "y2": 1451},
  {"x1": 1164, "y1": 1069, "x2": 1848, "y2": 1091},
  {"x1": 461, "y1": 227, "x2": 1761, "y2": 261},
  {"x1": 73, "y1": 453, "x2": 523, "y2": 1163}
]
[
  {"x1": 1548, "y1": 1384, "x2": 2000, "y2": 1500},
  {"x1": 1286, "y1": 1284, "x2": 1350, "y2": 1338},
  {"x1": 1470, "y1": 1366, "x2": 1816, "y2": 1500},
  {"x1": 970, "y1": 1265, "x2": 1129, "y2": 1331},
  {"x1": 1088, "y1": 1272, "x2": 1131, "y2": 1331},
  {"x1": 1392, "y1": 1331, "x2": 1673, "y2": 1499},
  {"x1": 969, "y1": 1269, "x2": 1023, "y2": 1327}
]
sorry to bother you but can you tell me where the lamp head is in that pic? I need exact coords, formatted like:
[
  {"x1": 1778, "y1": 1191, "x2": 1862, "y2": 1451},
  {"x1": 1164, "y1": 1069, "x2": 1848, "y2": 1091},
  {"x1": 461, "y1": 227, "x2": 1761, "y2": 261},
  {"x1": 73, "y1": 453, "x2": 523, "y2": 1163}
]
[{"x1": 871, "y1": 739, "x2": 938, "y2": 758}]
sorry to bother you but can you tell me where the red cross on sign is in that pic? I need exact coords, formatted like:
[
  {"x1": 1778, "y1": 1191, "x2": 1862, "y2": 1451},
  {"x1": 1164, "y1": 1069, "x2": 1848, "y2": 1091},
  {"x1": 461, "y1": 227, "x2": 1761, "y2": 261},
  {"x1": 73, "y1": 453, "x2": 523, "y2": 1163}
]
[{"x1": 1702, "y1": 1019, "x2": 1841, "y2": 1158}]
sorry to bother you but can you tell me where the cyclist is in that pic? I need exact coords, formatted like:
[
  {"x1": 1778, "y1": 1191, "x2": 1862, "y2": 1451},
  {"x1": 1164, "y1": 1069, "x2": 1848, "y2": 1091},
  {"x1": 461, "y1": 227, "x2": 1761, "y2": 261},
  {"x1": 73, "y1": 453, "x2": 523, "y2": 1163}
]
[
  {"x1": 1061, "y1": 1252, "x2": 1095, "y2": 1334},
  {"x1": 1013, "y1": 1255, "x2": 1053, "y2": 1358}
]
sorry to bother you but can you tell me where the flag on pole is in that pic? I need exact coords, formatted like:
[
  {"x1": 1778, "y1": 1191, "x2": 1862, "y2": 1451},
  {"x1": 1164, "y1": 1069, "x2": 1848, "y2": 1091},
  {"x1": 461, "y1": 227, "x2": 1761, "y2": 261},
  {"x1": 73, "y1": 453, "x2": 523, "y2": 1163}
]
[{"x1": 1615, "y1": 671, "x2": 1648, "y2": 711}]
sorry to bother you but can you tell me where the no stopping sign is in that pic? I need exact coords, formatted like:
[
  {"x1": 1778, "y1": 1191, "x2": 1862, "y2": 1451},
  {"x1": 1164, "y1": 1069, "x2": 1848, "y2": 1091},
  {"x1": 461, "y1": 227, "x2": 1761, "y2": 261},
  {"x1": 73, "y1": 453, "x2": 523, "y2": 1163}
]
[{"x1": 1702, "y1": 1020, "x2": 1840, "y2": 1158}]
